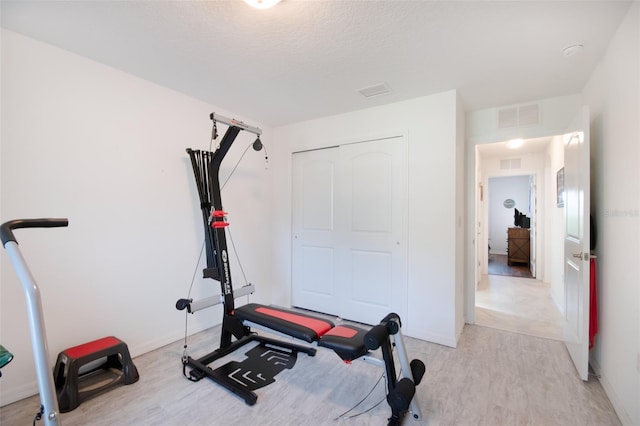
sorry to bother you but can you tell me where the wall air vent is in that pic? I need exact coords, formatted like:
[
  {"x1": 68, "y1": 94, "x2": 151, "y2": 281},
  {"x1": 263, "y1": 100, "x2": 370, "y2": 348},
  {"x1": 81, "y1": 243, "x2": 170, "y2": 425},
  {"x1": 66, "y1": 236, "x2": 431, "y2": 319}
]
[
  {"x1": 518, "y1": 104, "x2": 540, "y2": 126},
  {"x1": 498, "y1": 107, "x2": 518, "y2": 128},
  {"x1": 497, "y1": 103, "x2": 541, "y2": 128},
  {"x1": 500, "y1": 158, "x2": 522, "y2": 170},
  {"x1": 358, "y1": 82, "x2": 392, "y2": 98}
]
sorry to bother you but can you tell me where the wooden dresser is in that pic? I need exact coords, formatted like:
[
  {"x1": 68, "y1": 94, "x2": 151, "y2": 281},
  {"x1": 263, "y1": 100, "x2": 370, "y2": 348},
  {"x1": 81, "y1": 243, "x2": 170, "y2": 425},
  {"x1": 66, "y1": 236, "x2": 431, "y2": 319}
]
[{"x1": 507, "y1": 227, "x2": 530, "y2": 265}]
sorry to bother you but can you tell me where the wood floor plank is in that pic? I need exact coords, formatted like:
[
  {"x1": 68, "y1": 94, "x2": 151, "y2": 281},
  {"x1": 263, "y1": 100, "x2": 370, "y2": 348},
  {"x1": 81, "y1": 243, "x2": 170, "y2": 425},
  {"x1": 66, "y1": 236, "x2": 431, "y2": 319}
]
[{"x1": 488, "y1": 254, "x2": 532, "y2": 278}]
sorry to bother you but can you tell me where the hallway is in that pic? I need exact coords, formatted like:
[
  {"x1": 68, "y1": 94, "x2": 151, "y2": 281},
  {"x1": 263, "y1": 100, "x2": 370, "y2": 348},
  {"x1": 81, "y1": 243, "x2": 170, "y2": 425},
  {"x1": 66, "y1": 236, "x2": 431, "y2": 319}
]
[{"x1": 475, "y1": 273, "x2": 563, "y2": 341}]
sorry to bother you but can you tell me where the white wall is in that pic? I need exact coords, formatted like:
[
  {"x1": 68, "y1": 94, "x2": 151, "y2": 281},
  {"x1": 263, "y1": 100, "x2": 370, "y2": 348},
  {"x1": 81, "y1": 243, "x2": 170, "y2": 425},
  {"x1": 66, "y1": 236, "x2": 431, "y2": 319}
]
[
  {"x1": 581, "y1": 3, "x2": 639, "y2": 424},
  {"x1": 543, "y1": 135, "x2": 565, "y2": 313},
  {"x1": 455, "y1": 94, "x2": 466, "y2": 339},
  {"x1": 272, "y1": 91, "x2": 463, "y2": 347},
  {"x1": 0, "y1": 30, "x2": 274, "y2": 405},
  {"x1": 467, "y1": 95, "x2": 583, "y2": 146},
  {"x1": 487, "y1": 175, "x2": 530, "y2": 255}
]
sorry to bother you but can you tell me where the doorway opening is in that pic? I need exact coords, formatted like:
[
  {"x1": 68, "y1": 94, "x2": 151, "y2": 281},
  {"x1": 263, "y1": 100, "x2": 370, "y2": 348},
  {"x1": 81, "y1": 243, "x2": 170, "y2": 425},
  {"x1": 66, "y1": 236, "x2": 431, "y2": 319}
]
[
  {"x1": 487, "y1": 174, "x2": 534, "y2": 279},
  {"x1": 474, "y1": 137, "x2": 563, "y2": 341}
]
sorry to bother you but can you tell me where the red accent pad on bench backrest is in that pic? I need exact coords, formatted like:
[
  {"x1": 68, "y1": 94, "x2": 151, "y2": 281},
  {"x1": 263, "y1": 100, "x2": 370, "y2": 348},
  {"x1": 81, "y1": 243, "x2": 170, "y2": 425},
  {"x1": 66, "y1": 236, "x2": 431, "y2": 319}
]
[
  {"x1": 255, "y1": 307, "x2": 333, "y2": 337},
  {"x1": 63, "y1": 336, "x2": 122, "y2": 359},
  {"x1": 318, "y1": 325, "x2": 369, "y2": 361},
  {"x1": 322, "y1": 326, "x2": 358, "y2": 339}
]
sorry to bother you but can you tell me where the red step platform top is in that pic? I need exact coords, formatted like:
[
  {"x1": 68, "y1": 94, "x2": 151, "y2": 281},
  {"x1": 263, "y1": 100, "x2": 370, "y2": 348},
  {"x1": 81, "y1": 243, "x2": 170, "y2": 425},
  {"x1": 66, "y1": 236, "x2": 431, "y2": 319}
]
[{"x1": 63, "y1": 336, "x2": 122, "y2": 359}]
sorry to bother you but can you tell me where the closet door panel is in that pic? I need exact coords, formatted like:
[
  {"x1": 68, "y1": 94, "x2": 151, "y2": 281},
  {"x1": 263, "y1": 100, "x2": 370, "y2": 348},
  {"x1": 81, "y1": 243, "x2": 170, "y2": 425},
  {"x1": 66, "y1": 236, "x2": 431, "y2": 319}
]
[{"x1": 291, "y1": 148, "x2": 339, "y2": 315}]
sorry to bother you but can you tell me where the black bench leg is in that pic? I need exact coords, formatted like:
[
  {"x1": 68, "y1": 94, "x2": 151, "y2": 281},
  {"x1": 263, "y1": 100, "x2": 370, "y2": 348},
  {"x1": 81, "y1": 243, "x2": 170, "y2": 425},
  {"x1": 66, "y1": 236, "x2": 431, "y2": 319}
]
[{"x1": 253, "y1": 335, "x2": 317, "y2": 357}]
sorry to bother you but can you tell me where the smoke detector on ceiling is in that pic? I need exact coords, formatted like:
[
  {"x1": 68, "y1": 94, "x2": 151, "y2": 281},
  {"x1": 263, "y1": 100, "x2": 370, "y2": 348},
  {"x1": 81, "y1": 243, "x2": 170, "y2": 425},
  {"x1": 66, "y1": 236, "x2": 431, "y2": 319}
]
[{"x1": 358, "y1": 82, "x2": 393, "y2": 98}]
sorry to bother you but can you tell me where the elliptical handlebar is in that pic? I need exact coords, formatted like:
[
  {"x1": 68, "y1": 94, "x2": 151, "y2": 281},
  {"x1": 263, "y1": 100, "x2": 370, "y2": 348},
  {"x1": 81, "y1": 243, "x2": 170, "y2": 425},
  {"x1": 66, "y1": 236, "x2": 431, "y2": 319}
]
[
  {"x1": 1, "y1": 219, "x2": 69, "y2": 246},
  {"x1": 1, "y1": 218, "x2": 67, "y2": 425}
]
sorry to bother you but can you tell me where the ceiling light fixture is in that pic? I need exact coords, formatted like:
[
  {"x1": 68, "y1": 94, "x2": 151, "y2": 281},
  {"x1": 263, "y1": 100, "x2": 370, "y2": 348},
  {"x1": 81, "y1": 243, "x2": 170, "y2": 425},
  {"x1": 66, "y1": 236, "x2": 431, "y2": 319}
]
[
  {"x1": 506, "y1": 139, "x2": 524, "y2": 149},
  {"x1": 243, "y1": 0, "x2": 282, "y2": 9},
  {"x1": 562, "y1": 44, "x2": 584, "y2": 57}
]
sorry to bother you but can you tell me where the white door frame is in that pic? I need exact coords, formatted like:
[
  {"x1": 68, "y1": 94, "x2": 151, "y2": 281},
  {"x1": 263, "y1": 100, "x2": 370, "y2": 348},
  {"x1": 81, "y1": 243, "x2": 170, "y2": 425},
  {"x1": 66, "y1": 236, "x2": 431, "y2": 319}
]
[{"x1": 467, "y1": 138, "x2": 558, "y2": 324}]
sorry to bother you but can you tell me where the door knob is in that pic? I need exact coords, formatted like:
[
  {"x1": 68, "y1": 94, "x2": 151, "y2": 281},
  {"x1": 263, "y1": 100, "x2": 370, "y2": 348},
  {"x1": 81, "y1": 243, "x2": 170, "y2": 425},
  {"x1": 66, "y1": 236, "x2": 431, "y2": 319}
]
[{"x1": 572, "y1": 253, "x2": 583, "y2": 259}]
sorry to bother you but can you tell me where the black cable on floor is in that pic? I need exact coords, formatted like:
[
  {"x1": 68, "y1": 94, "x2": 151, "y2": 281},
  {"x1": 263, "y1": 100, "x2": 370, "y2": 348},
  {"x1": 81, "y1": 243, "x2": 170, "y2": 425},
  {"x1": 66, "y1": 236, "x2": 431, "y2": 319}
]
[{"x1": 334, "y1": 372, "x2": 385, "y2": 421}]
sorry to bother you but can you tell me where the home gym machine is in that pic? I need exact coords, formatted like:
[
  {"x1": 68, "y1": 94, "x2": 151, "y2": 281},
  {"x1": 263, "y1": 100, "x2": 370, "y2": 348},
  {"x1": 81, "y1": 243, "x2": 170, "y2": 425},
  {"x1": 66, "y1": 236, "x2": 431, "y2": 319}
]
[
  {"x1": 176, "y1": 113, "x2": 425, "y2": 425},
  {"x1": 1, "y1": 219, "x2": 68, "y2": 426}
]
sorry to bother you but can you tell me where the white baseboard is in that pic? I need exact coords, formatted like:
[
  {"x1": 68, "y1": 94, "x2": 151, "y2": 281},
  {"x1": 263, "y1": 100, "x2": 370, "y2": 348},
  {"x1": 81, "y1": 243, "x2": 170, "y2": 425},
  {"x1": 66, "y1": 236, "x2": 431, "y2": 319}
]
[
  {"x1": 128, "y1": 322, "x2": 216, "y2": 359},
  {"x1": 0, "y1": 380, "x2": 39, "y2": 407},
  {"x1": 590, "y1": 357, "x2": 633, "y2": 425},
  {"x1": 405, "y1": 327, "x2": 457, "y2": 348}
]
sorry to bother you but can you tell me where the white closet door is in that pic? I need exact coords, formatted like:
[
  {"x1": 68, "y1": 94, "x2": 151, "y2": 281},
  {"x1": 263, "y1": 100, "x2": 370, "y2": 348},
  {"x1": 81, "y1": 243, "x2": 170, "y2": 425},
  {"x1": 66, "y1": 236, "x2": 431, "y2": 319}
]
[
  {"x1": 292, "y1": 137, "x2": 407, "y2": 325},
  {"x1": 291, "y1": 147, "x2": 340, "y2": 316},
  {"x1": 337, "y1": 138, "x2": 407, "y2": 325}
]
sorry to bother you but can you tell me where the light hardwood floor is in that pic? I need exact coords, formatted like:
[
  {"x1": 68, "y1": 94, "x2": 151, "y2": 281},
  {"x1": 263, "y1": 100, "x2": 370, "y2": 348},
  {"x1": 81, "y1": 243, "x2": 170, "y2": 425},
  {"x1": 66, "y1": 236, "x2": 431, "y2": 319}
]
[
  {"x1": 0, "y1": 320, "x2": 619, "y2": 425},
  {"x1": 475, "y1": 274, "x2": 564, "y2": 341}
]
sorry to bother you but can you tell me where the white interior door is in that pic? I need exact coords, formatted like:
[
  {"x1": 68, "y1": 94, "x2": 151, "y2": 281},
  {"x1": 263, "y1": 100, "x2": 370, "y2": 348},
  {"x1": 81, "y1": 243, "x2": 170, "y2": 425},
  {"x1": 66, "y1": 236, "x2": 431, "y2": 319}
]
[
  {"x1": 292, "y1": 137, "x2": 407, "y2": 325},
  {"x1": 337, "y1": 139, "x2": 408, "y2": 325},
  {"x1": 563, "y1": 106, "x2": 591, "y2": 381},
  {"x1": 291, "y1": 147, "x2": 340, "y2": 316}
]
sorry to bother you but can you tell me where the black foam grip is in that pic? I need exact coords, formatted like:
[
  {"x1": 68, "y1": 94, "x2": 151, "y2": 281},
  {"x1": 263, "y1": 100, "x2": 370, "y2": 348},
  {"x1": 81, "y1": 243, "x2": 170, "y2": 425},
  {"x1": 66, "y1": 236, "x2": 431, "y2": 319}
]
[
  {"x1": 364, "y1": 324, "x2": 389, "y2": 350},
  {"x1": 380, "y1": 312, "x2": 401, "y2": 326},
  {"x1": 410, "y1": 359, "x2": 426, "y2": 386},
  {"x1": 380, "y1": 313, "x2": 401, "y2": 334},
  {"x1": 175, "y1": 299, "x2": 193, "y2": 311},
  {"x1": 1, "y1": 218, "x2": 69, "y2": 246},
  {"x1": 386, "y1": 378, "x2": 415, "y2": 412}
]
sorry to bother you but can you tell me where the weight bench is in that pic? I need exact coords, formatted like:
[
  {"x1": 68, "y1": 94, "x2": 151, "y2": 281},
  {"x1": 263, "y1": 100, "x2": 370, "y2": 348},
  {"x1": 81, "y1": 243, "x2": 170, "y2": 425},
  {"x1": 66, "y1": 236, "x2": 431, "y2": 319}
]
[
  {"x1": 178, "y1": 299, "x2": 424, "y2": 425},
  {"x1": 178, "y1": 114, "x2": 425, "y2": 425}
]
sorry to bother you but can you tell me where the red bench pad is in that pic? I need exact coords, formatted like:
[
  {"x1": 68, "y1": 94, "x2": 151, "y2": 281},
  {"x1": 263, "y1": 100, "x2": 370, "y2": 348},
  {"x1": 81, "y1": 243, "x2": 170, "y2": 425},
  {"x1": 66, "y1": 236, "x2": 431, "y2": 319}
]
[
  {"x1": 318, "y1": 325, "x2": 369, "y2": 361},
  {"x1": 234, "y1": 304, "x2": 334, "y2": 343}
]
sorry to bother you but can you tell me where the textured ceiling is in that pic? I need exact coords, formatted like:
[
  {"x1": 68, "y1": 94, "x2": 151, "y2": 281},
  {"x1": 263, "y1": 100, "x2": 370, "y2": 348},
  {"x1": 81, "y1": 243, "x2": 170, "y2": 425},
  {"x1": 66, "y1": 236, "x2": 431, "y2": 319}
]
[{"x1": 0, "y1": 1, "x2": 632, "y2": 126}]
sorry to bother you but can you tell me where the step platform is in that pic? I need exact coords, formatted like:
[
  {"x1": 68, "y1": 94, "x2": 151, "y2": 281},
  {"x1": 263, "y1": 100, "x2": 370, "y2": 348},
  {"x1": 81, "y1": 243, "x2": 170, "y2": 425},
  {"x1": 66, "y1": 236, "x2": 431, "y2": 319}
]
[{"x1": 53, "y1": 336, "x2": 139, "y2": 412}]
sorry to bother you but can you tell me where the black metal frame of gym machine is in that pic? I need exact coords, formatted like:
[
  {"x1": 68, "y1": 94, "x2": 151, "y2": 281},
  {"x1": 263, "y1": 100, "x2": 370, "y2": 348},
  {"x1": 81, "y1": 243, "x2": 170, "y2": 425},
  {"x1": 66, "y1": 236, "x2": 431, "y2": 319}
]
[{"x1": 177, "y1": 114, "x2": 424, "y2": 425}]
